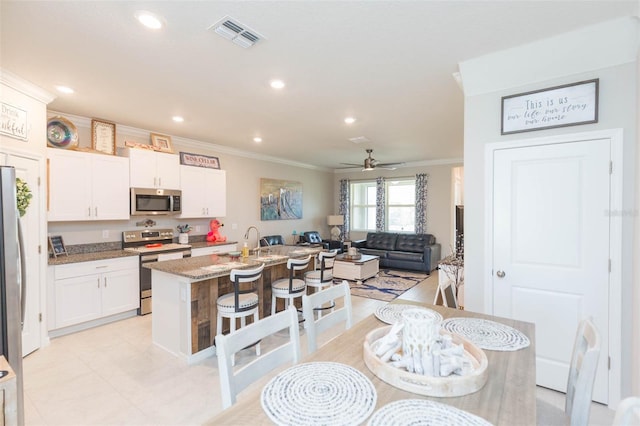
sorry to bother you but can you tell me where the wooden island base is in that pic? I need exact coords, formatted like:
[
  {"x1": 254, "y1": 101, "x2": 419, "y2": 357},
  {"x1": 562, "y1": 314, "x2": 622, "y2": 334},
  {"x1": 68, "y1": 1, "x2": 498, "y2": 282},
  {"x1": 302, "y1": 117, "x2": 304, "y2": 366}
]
[{"x1": 148, "y1": 247, "x2": 319, "y2": 363}]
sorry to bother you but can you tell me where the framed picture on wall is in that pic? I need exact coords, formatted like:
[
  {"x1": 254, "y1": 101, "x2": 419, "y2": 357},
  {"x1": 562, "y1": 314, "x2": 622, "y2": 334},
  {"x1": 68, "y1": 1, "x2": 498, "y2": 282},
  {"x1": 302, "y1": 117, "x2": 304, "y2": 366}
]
[
  {"x1": 91, "y1": 118, "x2": 116, "y2": 155},
  {"x1": 151, "y1": 133, "x2": 174, "y2": 153}
]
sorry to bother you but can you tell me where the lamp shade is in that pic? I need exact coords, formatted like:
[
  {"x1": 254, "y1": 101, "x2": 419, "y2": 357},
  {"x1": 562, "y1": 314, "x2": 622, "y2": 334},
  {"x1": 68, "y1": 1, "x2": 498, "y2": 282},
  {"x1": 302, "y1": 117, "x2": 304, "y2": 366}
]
[{"x1": 327, "y1": 215, "x2": 344, "y2": 226}]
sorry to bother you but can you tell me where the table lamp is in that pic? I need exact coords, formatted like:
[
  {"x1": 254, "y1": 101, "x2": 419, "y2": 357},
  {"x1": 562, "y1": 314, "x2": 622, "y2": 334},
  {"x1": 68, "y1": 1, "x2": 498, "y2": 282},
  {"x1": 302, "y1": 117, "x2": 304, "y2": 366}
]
[{"x1": 327, "y1": 215, "x2": 344, "y2": 241}]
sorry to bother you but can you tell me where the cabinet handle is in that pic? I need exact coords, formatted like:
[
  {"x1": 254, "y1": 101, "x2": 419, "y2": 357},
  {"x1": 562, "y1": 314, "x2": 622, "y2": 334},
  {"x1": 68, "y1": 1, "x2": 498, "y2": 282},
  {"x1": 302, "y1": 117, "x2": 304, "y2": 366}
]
[
  {"x1": 95, "y1": 207, "x2": 98, "y2": 217},
  {"x1": 88, "y1": 207, "x2": 91, "y2": 217},
  {"x1": 158, "y1": 177, "x2": 162, "y2": 186},
  {"x1": 154, "y1": 177, "x2": 157, "y2": 187},
  {"x1": 104, "y1": 277, "x2": 107, "y2": 287},
  {"x1": 96, "y1": 265, "x2": 108, "y2": 269},
  {"x1": 97, "y1": 278, "x2": 100, "y2": 288}
]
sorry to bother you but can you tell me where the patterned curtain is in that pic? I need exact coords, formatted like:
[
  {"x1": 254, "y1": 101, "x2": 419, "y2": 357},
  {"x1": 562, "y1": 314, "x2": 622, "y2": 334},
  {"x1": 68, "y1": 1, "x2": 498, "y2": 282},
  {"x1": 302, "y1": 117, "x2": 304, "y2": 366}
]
[
  {"x1": 339, "y1": 179, "x2": 350, "y2": 241},
  {"x1": 415, "y1": 173, "x2": 428, "y2": 234},
  {"x1": 376, "y1": 177, "x2": 385, "y2": 232}
]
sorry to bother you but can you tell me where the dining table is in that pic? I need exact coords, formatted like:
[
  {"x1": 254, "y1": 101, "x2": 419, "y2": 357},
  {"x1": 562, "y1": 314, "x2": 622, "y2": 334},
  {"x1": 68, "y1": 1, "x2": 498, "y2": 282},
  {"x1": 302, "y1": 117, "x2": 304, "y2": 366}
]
[{"x1": 205, "y1": 300, "x2": 536, "y2": 425}]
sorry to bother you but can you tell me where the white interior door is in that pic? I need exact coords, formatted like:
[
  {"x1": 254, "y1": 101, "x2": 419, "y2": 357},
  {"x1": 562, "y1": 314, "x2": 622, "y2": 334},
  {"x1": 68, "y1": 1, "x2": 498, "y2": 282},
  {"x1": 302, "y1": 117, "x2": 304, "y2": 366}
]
[
  {"x1": 492, "y1": 139, "x2": 610, "y2": 404},
  {"x1": 4, "y1": 154, "x2": 41, "y2": 356}
]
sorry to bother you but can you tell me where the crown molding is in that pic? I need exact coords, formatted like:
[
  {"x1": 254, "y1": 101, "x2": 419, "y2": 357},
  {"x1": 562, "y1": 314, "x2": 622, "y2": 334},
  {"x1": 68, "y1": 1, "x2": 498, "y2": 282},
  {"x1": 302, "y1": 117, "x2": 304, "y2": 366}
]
[{"x1": 1, "y1": 68, "x2": 56, "y2": 104}]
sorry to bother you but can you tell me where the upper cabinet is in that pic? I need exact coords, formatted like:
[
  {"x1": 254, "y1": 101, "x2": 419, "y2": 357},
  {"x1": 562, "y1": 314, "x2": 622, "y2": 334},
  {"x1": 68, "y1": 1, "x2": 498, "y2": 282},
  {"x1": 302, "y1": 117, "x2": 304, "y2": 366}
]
[
  {"x1": 47, "y1": 148, "x2": 129, "y2": 221},
  {"x1": 179, "y1": 166, "x2": 226, "y2": 218},
  {"x1": 122, "y1": 148, "x2": 180, "y2": 189}
]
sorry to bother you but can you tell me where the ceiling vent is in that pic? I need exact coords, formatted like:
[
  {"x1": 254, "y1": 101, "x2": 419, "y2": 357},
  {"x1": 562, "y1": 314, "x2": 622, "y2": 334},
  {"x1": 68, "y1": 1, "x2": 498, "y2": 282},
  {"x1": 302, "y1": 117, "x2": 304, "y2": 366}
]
[
  {"x1": 209, "y1": 16, "x2": 264, "y2": 48},
  {"x1": 348, "y1": 136, "x2": 370, "y2": 144}
]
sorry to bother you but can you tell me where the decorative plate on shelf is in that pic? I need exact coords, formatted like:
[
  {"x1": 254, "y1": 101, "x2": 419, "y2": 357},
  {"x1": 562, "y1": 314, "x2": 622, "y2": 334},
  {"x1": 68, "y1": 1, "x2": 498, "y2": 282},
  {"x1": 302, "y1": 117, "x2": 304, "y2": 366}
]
[{"x1": 47, "y1": 116, "x2": 78, "y2": 149}]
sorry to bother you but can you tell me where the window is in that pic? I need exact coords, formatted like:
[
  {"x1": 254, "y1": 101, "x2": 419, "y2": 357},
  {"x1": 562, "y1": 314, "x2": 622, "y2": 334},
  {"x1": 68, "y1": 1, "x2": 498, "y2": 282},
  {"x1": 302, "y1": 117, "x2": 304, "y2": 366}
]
[
  {"x1": 350, "y1": 181, "x2": 376, "y2": 231},
  {"x1": 350, "y1": 178, "x2": 415, "y2": 232},
  {"x1": 387, "y1": 179, "x2": 415, "y2": 232}
]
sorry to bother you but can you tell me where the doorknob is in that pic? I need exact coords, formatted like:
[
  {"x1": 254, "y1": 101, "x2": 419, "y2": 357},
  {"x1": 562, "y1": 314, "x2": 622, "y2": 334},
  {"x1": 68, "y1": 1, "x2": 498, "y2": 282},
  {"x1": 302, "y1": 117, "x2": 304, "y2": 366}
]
[{"x1": 496, "y1": 270, "x2": 506, "y2": 278}]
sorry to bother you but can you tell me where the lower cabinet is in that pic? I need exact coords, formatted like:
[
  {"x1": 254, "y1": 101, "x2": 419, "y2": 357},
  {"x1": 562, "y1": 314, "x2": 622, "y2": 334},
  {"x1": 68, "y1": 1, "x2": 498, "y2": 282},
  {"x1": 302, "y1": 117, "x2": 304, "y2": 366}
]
[
  {"x1": 191, "y1": 243, "x2": 237, "y2": 257},
  {"x1": 49, "y1": 257, "x2": 139, "y2": 330}
]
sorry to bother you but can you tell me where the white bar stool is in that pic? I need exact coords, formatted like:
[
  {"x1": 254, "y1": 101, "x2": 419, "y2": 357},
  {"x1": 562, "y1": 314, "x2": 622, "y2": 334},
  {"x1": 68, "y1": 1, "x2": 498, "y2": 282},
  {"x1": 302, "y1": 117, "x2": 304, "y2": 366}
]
[
  {"x1": 304, "y1": 250, "x2": 337, "y2": 319},
  {"x1": 271, "y1": 256, "x2": 311, "y2": 315},
  {"x1": 216, "y1": 263, "x2": 265, "y2": 364}
]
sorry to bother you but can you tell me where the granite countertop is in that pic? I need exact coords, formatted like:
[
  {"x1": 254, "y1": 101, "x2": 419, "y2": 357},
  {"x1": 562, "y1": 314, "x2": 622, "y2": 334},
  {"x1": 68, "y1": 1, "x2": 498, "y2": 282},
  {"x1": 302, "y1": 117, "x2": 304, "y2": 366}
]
[
  {"x1": 48, "y1": 250, "x2": 139, "y2": 266},
  {"x1": 144, "y1": 245, "x2": 322, "y2": 280},
  {"x1": 189, "y1": 240, "x2": 238, "y2": 249}
]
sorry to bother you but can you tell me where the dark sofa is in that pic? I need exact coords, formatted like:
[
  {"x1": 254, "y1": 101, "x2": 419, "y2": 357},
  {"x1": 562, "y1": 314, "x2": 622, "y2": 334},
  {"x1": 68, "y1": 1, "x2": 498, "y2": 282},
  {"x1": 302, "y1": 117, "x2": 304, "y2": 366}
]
[{"x1": 352, "y1": 232, "x2": 441, "y2": 273}]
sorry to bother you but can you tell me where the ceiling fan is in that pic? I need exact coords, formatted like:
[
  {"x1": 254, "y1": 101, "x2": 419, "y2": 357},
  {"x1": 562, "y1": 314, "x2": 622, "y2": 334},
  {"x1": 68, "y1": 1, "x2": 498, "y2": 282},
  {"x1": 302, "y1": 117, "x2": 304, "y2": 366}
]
[{"x1": 340, "y1": 149, "x2": 404, "y2": 171}]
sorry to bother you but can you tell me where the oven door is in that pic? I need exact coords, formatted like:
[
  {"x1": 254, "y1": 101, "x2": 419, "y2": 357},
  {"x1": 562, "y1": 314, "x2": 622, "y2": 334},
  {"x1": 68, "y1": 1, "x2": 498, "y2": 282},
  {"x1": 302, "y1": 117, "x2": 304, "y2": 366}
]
[{"x1": 139, "y1": 249, "x2": 190, "y2": 315}]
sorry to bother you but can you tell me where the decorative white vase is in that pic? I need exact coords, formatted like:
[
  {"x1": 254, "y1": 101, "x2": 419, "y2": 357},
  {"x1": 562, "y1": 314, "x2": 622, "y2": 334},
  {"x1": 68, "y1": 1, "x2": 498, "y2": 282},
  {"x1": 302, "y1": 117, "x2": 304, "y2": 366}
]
[{"x1": 178, "y1": 233, "x2": 189, "y2": 244}]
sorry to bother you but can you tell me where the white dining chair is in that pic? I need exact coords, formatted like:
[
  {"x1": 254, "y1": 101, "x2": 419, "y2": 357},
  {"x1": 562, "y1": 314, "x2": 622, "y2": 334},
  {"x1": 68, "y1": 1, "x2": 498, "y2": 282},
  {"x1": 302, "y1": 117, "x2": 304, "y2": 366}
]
[
  {"x1": 612, "y1": 396, "x2": 640, "y2": 426},
  {"x1": 215, "y1": 304, "x2": 301, "y2": 410},
  {"x1": 536, "y1": 318, "x2": 601, "y2": 426},
  {"x1": 302, "y1": 280, "x2": 352, "y2": 354}
]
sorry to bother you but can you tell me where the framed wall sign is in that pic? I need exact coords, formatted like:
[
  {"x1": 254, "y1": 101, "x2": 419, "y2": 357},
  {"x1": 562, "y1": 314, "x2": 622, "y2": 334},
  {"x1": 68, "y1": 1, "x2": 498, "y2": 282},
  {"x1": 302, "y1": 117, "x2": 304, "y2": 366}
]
[
  {"x1": 91, "y1": 118, "x2": 116, "y2": 155},
  {"x1": 48, "y1": 235, "x2": 68, "y2": 257},
  {"x1": 151, "y1": 133, "x2": 174, "y2": 153},
  {"x1": 0, "y1": 102, "x2": 28, "y2": 141},
  {"x1": 501, "y1": 79, "x2": 599, "y2": 135},
  {"x1": 179, "y1": 152, "x2": 220, "y2": 169}
]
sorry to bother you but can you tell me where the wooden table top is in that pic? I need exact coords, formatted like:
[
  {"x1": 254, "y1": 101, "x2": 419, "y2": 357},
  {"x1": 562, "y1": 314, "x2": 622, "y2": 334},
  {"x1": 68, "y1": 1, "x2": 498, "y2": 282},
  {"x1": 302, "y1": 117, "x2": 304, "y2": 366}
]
[{"x1": 206, "y1": 301, "x2": 536, "y2": 425}]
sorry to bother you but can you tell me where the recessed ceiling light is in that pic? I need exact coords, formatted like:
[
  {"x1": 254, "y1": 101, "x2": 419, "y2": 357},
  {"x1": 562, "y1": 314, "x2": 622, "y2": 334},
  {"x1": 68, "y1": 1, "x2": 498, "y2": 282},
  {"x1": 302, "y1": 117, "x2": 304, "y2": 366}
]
[
  {"x1": 135, "y1": 11, "x2": 164, "y2": 30},
  {"x1": 55, "y1": 85, "x2": 74, "y2": 94},
  {"x1": 344, "y1": 117, "x2": 356, "y2": 124},
  {"x1": 253, "y1": 137, "x2": 263, "y2": 143},
  {"x1": 270, "y1": 80, "x2": 285, "y2": 90},
  {"x1": 172, "y1": 116, "x2": 184, "y2": 123}
]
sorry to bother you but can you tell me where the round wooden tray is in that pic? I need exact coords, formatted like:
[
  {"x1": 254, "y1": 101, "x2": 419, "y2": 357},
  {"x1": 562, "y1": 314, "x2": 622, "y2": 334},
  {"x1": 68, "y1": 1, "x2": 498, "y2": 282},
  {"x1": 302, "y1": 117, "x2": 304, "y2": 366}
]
[{"x1": 363, "y1": 326, "x2": 488, "y2": 397}]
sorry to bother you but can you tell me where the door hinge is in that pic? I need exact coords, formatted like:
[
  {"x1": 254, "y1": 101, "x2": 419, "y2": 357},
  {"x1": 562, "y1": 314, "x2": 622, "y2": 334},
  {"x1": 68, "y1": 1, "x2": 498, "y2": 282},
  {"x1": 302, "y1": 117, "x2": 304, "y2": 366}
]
[
  {"x1": 38, "y1": 245, "x2": 41, "y2": 254},
  {"x1": 39, "y1": 313, "x2": 42, "y2": 322},
  {"x1": 610, "y1": 161, "x2": 613, "y2": 174},
  {"x1": 38, "y1": 176, "x2": 41, "y2": 186}
]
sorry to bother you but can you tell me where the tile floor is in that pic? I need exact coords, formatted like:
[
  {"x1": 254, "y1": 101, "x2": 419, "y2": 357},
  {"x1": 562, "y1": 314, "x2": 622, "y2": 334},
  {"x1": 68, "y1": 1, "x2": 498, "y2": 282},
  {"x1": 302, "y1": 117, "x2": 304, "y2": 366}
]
[{"x1": 23, "y1": 272, "x2": 615, "y2": 425}]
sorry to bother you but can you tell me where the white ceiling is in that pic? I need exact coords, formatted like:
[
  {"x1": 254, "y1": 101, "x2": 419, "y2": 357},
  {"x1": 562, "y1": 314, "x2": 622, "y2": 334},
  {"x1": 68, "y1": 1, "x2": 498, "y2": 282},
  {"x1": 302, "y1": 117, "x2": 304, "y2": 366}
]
[{"x1": 1, "y1": 1, "x2": 636, "y2": 170}]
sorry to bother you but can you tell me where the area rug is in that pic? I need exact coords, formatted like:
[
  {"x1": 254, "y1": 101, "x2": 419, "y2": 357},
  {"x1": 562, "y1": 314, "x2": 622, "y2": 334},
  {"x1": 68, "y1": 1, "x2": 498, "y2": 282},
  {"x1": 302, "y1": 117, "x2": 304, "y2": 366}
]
[{"x1": 341, "y1": 269, "x2": 430, "y2": 302}]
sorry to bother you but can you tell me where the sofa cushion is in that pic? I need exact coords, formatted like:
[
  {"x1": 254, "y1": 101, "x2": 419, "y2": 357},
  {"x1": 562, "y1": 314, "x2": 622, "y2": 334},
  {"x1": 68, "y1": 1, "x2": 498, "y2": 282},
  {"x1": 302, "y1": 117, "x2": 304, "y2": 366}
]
[
  {"x1": 358, "y1": 248, "x2": 389, "y2": 259},
  {"x1": 366, "y1": 232, "x2": 398, "y2": 251},
  {"x1": 387, "y1": 251, "x2": 424, "y2": 262},
  {"x1": 395, "y1": 234, "x2": 436, "y2": 253}
]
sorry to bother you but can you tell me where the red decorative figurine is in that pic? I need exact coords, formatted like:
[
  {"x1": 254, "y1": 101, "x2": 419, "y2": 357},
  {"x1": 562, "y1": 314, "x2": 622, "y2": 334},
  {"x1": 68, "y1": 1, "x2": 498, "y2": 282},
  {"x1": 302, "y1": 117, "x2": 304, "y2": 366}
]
[{"x1": 206, "y1": 219, "x2": 227, "y2": 242}]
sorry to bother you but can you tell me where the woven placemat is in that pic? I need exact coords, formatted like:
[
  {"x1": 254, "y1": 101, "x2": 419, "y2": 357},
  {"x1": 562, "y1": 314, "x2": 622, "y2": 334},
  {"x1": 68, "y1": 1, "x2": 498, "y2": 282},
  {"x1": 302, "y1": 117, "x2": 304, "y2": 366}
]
[
  {"x1": 441, "y1": 317, "x2": 530, "y2": 351},
  {"x1": 368, "y1": 399, "x2": 492, "y2": 426},
  {"x1": 374, "y1": 304, "x2": 443, "y2": 325},
  {"x1": 261, "y1": 362, "x2": 377, "y2": 426}
]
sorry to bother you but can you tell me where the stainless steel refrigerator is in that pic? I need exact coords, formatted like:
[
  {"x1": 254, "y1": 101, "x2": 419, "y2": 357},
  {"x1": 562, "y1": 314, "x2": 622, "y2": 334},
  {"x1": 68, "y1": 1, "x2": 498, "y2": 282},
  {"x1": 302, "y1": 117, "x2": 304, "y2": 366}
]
[{"x1": 0, "y1": 166, "x2": 25, "y2": 424}]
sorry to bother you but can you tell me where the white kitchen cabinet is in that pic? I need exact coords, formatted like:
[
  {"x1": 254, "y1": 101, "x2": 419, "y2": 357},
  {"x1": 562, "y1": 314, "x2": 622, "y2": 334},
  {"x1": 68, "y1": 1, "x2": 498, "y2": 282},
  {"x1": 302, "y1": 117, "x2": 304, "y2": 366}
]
[
  {"x1": 123, "y1": 148, "x2": 180, "y2": 189},
  {"x1": 190, "y1": 243, "x2": 237, "y2": 257},
  {"x1": 179, "y1": 166, "x2": 226, "y2": 218},
  {"x1": 50, "y1": 257, "x2": 139, "y2": 330},
  {"x1": 47, "y1": 148, "x2": 129, "y2": 221}
]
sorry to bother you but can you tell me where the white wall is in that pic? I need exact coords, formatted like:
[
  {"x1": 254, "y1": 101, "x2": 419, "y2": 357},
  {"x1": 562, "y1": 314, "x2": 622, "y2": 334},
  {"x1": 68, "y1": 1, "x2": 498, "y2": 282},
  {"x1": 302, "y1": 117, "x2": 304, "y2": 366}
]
[
  {"x1": 333, "y1": 162, "x2": 462, "y2": 256},
  {"x1": 46, "y1": 112, "x2": 336, "y2": 246},
  {"x1": 460, "y1": 18, "x2": 638, "y2": 399}
]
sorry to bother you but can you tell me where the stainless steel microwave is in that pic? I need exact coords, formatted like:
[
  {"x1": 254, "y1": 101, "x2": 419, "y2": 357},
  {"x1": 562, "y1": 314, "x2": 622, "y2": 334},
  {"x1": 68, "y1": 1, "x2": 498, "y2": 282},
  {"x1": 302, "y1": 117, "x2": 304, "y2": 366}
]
[{"x1": 130, "y1": 188, "x2": 182, "y2": 216}]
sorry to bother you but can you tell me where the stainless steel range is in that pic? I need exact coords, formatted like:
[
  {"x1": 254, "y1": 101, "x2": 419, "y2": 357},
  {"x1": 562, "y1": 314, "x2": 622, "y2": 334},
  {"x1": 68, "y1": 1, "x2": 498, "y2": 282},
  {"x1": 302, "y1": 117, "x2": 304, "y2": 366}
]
[{"x1": 123, "y1": 228, "x2": 191, "y2": 315}]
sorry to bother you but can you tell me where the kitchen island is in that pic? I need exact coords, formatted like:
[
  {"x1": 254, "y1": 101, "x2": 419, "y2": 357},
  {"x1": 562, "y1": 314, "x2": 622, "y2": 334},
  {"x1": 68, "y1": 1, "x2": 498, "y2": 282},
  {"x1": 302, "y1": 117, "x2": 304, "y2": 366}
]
[{"x1": 144, "y1": 245, "x2": 322, "y2": 363}]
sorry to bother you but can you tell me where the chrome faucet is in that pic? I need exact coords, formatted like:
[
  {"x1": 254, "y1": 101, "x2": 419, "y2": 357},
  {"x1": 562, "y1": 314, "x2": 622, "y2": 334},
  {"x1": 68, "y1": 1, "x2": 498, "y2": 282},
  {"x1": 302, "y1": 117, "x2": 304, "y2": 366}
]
[{"x1": 244, "y1": 226, "x2": 261, "y2": 255}]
